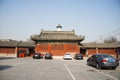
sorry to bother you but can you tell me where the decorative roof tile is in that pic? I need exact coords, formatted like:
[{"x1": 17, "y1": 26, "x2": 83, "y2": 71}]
[
  {"x1": 0, "y1": 40, "x2": 35, "y2": 47},
  {"x1": 31, "y1": 30, "x2": 85, "y2": 42},
  {"x1": 80, "y1": 42, "x2": 120, "y2": 48},
  {"x1": 0, "y1": 40, "x2": 19, "y2": 47}
]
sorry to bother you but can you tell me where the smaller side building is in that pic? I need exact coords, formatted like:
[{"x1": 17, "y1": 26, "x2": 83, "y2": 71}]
[
  {"x1": 80, "y1": 42, "x2": 120, "y2": 58},
  {"x1": 0, "y1": 40, "x2": 35, "y2": 57},
  {"x1": 0, "y1": 40, "x2": 18, "y2": 57}
]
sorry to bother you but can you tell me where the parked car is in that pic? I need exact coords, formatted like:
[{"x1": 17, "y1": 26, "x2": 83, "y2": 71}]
[
  {"x1": 33, "y1": 53, "x2": 41, "y2": 59},
  {"x1": 87, "y1": 54, "x2": 119, "y2": 69},
  {"x1": 45, "y1": 53, "x2": 53, "y2": 59},
  {"x1": 63, "y1": 53, "x2": 72, "y2": 60},
  {"x1": 74, "y1": 53, "x2": 83, "y2": 60}
]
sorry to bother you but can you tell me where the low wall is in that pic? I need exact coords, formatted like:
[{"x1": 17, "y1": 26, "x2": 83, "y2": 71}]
[{"x1": 0, "y1": 53, "x2": 17, "y2": 57}]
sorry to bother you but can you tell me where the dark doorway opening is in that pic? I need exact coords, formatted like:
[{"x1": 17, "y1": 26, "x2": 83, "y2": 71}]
[
  {"x1": 115, "y1": 48, "x2": 120, "y2": 59},
  {"x1": 80, "y1": 48, "x2": 87, "y2": 56},
  {"x1": 28, "y1": 48, "x2": 35, "y2": 57},
  {"x1": 17, "y1": 50, "x2": 26, "y2": 58}
]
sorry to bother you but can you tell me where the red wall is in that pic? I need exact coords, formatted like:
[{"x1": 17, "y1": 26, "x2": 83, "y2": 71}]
[
  {"x1": 35, "y1": 44, "x2": 79, "y2": 56},
  {"x1": 87, "y1": 48, "x2": 116, "y2": 57},
  {"x1": 98, "y1": 48, "x2": 116, "y2": 56},
  {"x1": 0, "y1": 47, "x2": 15, "y2": 54},
  {"x1": 88, "y1": 48, "x2": 96, "y2": 55}
]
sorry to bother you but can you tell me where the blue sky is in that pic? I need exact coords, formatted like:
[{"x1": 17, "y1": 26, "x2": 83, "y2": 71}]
[{"x1": 0, "y1": 0, "x2": 120, "y2": 42}]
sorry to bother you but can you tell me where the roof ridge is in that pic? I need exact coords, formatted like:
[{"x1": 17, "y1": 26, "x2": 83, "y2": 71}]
[{"x1": 41, "y1": 30, "x2": 75, "y2": 34}]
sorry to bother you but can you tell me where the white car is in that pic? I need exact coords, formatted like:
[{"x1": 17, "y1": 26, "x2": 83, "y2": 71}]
[{"x1": 63, "y1": 53, "x2": 72, "y2": 60}]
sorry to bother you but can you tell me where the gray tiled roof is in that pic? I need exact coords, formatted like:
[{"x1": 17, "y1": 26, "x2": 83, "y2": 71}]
[
  {"x1": 80, "y1": 42, "x2": 120, "y2": 48},
  {"x1": 0, "y1": 40, "x2": 35, "y2": 47},
  {"x1": 0, "y1": 40, "x2": 19, "y2": 47},
  {"x1": 0, "y1": 40, "x2": 119, "y2": 48},
  {"x1": 18, "y1": 41, "x2": 35, "y2": 47},
  {"x1": 31, "y1": 30, "x2": 85, "y2": 42}
]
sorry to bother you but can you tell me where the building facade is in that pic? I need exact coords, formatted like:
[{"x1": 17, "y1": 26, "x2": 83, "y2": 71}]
[
  {"x1": 80, "y1": 43, "x2": 120, "y2": 58},
  {"x1": 0, "y1": 40, "x2": 35, "y2": 57},
  {"x1": 0, "y1": 25, "x2": 120, "y2": 58},
  {"x1": 31, "y1": 25, "x2": 85, "y2": 56}
]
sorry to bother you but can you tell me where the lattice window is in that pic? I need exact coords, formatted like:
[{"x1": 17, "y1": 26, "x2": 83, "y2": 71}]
[
  {"x1": 67, "y1": 44, "x2": 76, "y2": 51},
  {"x1": 37, "y1": 44, "x2": 48, "y2": 50},
  {"x1": 51, "y1": 44, "x2": 64, "y2": 50}
]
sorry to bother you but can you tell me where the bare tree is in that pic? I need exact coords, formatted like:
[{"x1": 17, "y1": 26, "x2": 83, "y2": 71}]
[{"x1": 103, "y1": 37, "x2": 117, "y2": 43}]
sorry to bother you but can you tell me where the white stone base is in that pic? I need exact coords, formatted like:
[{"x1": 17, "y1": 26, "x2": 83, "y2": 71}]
[{"x1": 0, "y1": 53, "x2": 17, "y2": 57}]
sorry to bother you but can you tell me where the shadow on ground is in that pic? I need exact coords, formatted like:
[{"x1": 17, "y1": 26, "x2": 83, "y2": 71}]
[
  {"x1": 0, "y1": 65, "x2": 13, "y2": 71},
  {"x1": 0, "y1": 57, "x2": 15, "y2": 60}
]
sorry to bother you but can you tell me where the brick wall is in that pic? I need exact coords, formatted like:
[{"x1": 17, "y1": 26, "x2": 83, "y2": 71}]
[
  {"x1": 35, "y1": 43, "x2": 79, "y2": 56},
  {"x1": 87, "y1": 48, "x2": 116, "y2": 57},
  {"x1": 98, "y1": 48, "x2": 116, "y2": 57},
  {"x1": 0, "y1": 47, "x2": 15, "y2": 54},
  {"x1": 0, "y1": 47, "x2": 16, "y2": 57}
]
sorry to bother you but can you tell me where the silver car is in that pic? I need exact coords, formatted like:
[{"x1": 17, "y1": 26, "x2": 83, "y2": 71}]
[
  {"x1": 63, "y1": 53, "x2": 72, "y2": 60},
  {"x1": 87, "y1": 54, "x2": 119, "y2": 69}
]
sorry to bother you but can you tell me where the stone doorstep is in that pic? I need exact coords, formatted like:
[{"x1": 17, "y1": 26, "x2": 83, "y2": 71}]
[
  {"x1": 53, "y1": 56, "x2": 88, "y2": 60},
  {"x1": 0, "y1": 53, "x2": 17, "y2": 57},
  {"x1": 53, "y1": 56, "x2": 63, "y2": 59}
]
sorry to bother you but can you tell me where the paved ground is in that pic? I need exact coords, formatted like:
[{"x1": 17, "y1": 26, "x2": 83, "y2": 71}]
[{"x1": 0, "y1": 57, "x2": 120, "y2": 80}]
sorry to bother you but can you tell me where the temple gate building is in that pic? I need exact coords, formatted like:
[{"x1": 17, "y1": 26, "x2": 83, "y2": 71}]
[{"x1": 31, "y1": 25, "x2": 85, "y2": 56}]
